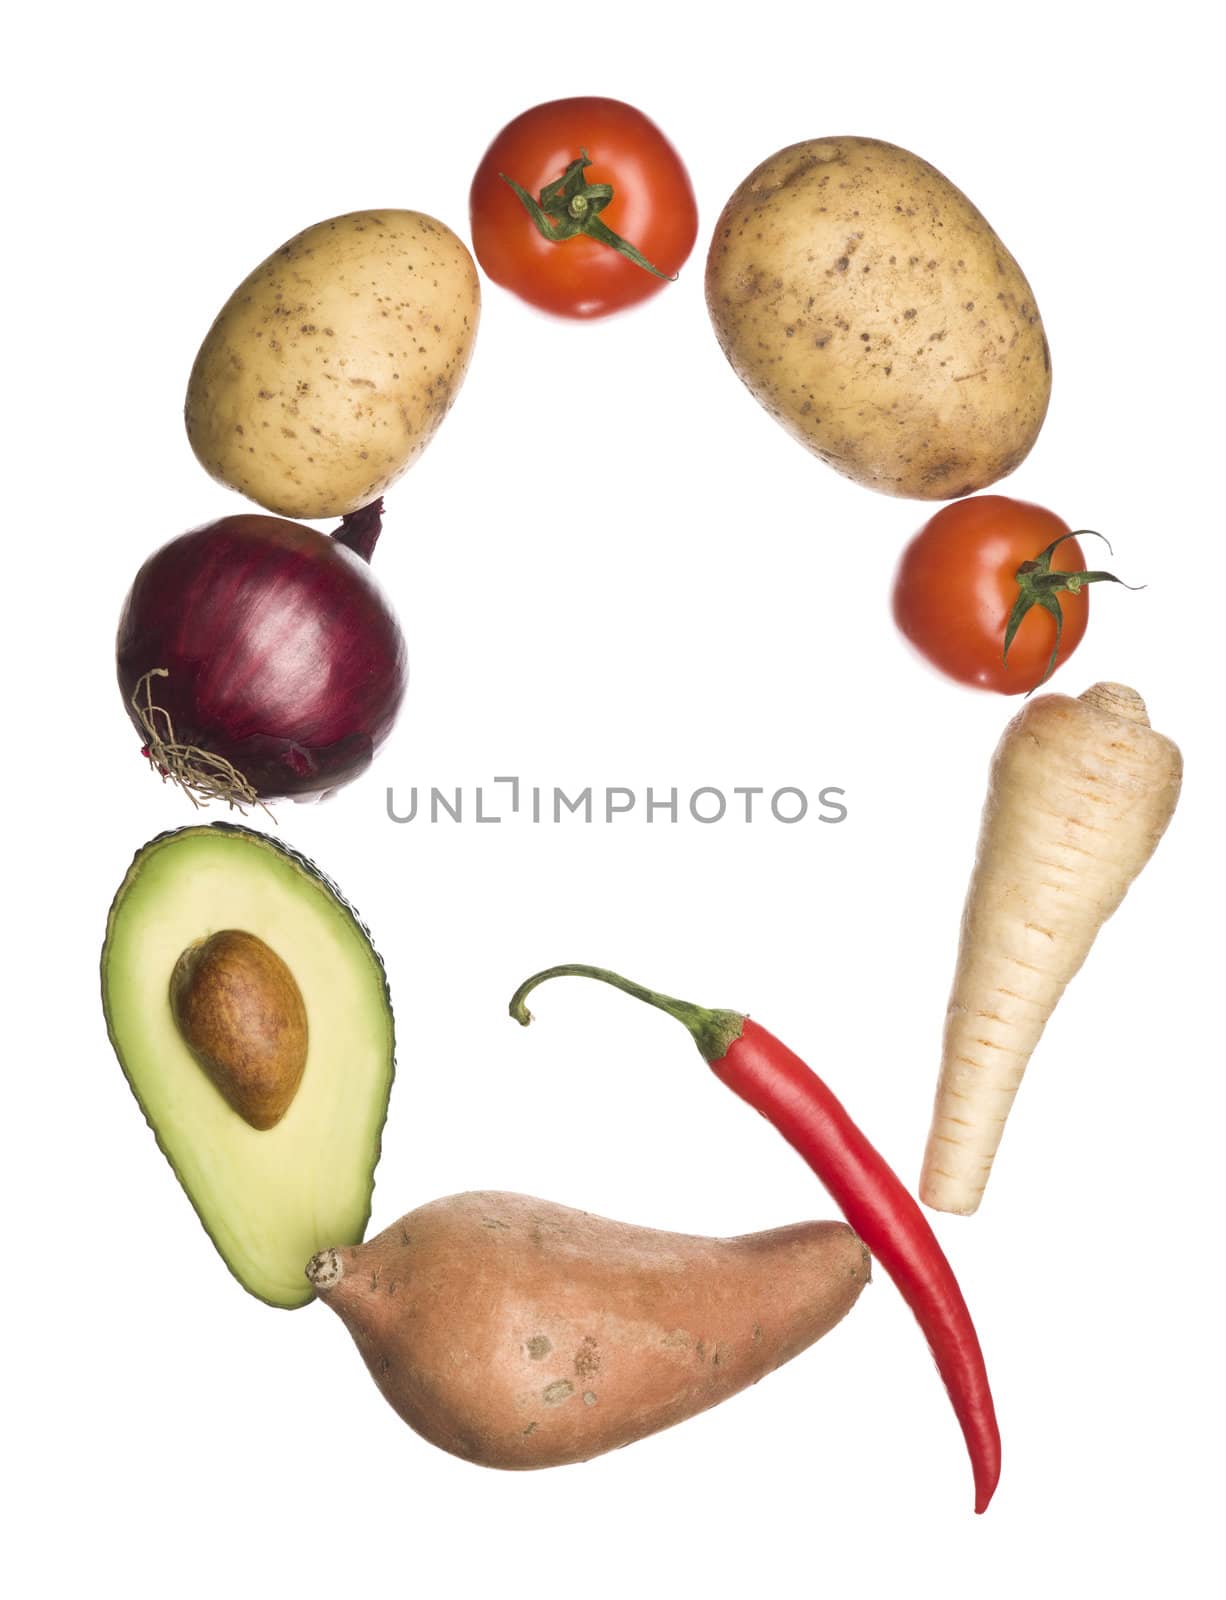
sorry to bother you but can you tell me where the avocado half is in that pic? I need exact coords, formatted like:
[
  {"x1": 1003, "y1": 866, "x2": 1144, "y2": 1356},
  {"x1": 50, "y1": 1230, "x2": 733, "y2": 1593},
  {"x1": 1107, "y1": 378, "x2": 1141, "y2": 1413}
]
[{"x1": 101, "y1": 823, "x2": 395, "y2": 1308}]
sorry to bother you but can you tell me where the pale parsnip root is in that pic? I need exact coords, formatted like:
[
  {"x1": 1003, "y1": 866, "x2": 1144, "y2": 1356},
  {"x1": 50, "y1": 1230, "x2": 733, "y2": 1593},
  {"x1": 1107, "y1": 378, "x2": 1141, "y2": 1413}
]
[{"x1": 920, "y1": 682, "x2": 1182, "y2": 1215}]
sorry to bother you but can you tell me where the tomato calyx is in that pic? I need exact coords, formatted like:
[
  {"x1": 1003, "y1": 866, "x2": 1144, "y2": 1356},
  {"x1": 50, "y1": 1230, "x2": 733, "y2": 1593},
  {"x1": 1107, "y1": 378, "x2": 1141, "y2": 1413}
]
[
  {"x1": 500, "y1": 149, "x2": 677, "y2": 281},
  {"x1": 1003, "y1": 531, "x2": 1139, "y2": 692}
]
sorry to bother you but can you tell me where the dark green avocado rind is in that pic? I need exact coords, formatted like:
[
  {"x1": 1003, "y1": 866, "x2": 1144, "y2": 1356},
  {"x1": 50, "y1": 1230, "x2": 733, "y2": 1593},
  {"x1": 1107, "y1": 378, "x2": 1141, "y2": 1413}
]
[{"x1": 100, "y1": 822, "x2": 396, "y2": 1310}]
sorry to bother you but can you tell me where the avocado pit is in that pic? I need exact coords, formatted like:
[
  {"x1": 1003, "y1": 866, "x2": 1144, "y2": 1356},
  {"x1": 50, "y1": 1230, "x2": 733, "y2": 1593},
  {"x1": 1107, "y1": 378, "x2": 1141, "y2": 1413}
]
[{"x1": 169, "y1": 928, "x2": 308, "y2": 1130}]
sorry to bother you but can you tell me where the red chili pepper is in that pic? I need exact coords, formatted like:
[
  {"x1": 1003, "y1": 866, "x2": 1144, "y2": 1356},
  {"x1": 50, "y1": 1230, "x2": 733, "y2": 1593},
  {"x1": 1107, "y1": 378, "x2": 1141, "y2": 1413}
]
[{"x1": 509, "y1": 963, "x2": 1001, "y2": 1514}]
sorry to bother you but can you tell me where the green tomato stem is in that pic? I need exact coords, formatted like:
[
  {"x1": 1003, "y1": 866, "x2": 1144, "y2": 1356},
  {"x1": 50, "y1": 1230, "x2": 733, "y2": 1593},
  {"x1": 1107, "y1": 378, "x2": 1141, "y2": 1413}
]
[
  {"x1": 1003, "y1": 530, "x2": 1141, "y2": 693},
  {"x1": 500, "y1": 150, "x2": 676, "y2": 282}
]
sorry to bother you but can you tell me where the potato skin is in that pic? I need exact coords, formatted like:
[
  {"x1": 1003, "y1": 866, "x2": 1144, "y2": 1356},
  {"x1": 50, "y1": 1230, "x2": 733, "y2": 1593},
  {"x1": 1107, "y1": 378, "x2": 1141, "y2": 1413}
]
[
  {"x1": 705, "y1": 137, "x2": 1051, "y2": 499},
  {"x1": 309, "y1": 1191, "x2": 868, "y2": 1468},
  {"x1": 185, "y1": 210, "x2": 479, "y2": 519}
]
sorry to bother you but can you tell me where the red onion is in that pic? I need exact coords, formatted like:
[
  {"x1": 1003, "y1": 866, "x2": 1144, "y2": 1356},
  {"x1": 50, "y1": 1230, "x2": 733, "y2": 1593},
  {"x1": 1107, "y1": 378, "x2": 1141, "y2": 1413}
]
[{"x1": 116, "y1": 501, "x2": 407, "y2": 804}]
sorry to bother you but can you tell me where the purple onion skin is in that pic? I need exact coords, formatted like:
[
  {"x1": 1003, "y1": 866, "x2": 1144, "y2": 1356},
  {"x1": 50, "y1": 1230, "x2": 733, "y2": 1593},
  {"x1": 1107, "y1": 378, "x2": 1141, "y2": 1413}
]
[{"x1": 117, "y1": 515, "x2": 408, "y2": 801}]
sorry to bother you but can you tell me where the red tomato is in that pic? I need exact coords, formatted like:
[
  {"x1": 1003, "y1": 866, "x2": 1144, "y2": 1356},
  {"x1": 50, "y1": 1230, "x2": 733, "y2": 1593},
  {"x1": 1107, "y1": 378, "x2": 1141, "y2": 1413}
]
[
  {"x1": 892, "y1": 496, "x2": 1092, "y2": 694},
  {"x1": 469, "y1": 97, "x2": 698, "y2": 319}
]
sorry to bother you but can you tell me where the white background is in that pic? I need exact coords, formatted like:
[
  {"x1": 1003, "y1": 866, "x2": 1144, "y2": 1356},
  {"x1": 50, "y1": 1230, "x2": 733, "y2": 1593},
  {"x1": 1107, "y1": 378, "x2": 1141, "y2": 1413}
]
[{"x1": 6, "y1": 2, "x2": 1223, "y2": 1594}]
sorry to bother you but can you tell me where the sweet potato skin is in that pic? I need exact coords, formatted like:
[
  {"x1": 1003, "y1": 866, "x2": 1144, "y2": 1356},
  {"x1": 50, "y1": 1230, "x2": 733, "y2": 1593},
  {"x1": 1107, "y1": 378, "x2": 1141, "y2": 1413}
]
[{"x1": 309, "y1": 1191, "x2": 869, "y2": 1467}]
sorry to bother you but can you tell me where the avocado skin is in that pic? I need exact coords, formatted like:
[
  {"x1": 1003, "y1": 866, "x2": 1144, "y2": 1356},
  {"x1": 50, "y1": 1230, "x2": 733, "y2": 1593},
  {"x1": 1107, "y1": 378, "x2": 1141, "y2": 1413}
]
[{"x1": 101, "y1": 822, "x2": 396, "y2": 1309}]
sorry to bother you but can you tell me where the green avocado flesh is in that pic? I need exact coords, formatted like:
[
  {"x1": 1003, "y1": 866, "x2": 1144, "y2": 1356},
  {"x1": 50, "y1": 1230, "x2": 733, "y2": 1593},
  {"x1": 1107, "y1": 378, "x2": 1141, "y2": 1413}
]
[{"x1": 101, "y1": 824, "x2": 395, "y2": 1309}]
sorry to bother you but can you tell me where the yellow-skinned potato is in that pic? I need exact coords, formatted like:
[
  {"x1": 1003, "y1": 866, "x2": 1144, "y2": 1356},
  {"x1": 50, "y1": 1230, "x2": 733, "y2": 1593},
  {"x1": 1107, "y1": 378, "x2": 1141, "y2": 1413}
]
[
  {"x1": 706, "y1": 137, "x2": 1050, "y2": 499},
  {"x1": 186, "y1": 210, "x2": 479, "y2": 519}
]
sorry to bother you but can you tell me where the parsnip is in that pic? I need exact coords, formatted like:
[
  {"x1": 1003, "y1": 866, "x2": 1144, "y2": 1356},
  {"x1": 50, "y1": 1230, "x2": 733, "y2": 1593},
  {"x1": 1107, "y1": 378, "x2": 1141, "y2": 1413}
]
[{"x1": 921, "y1": 682, "x2": 1182, "y2": 1215}]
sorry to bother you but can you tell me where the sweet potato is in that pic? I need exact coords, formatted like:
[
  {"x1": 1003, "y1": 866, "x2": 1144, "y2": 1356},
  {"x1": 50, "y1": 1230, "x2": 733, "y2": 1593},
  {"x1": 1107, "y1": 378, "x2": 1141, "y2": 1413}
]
[{"x1": 306, "y1": 1190, "x2": 869, "y2": 1467}]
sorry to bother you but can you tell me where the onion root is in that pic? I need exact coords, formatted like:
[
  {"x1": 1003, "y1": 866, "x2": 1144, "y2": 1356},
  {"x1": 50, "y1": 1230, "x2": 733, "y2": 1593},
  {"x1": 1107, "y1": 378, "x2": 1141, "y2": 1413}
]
[{"x1": 131, "y1": 668, "x2": 269, "y2": 817}]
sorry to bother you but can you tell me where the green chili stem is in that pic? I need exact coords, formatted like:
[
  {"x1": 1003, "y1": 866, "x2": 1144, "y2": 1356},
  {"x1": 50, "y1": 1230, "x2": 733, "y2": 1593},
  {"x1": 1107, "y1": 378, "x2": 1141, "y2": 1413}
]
[{"x1": 509, "y1": 963, "x2": 744, "y2": 1064}]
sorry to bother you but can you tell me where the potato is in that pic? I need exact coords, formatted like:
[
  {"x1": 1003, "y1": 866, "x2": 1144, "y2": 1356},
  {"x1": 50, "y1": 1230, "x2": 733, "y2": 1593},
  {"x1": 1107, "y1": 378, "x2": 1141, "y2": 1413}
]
[
  {"x1": 705, "y1": 137, "x2": 1050, "y2": 499},
  {"x1": 306, "y1": 1190, "x2": 869, "y2": 1467},
  {"x1": 185, "y1": 210, "x2": 479, "y2": 519}
]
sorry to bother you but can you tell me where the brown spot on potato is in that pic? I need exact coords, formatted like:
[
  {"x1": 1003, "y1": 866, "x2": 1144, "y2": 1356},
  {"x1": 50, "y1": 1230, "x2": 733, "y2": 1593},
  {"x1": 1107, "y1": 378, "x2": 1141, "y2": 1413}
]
[
  {"x1": 542, "y1": 1381, "x2": 574, "y2": 1406},
  {"x1": 525, "y1": 1336, "x2": 551, "y2": 1361}
]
